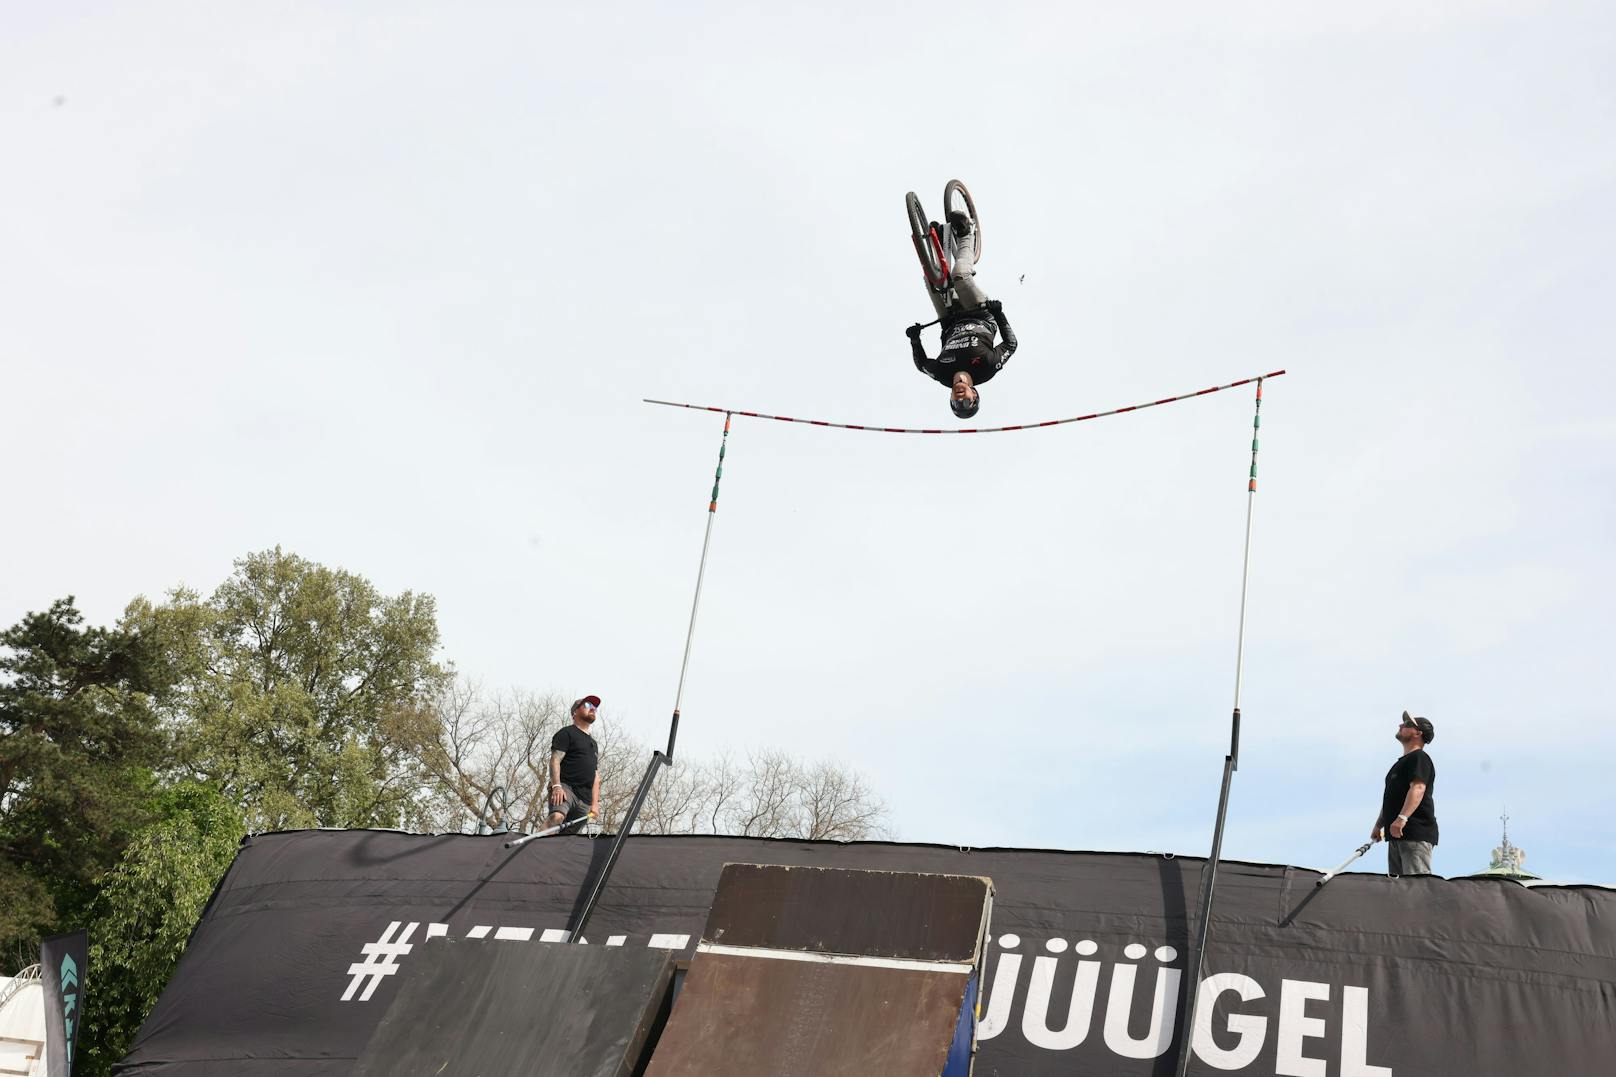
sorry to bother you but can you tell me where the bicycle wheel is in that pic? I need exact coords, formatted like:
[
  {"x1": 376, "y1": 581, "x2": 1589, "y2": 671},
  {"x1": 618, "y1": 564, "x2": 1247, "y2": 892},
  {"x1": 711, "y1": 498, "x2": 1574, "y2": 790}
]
[
  {"x1": 943, "y1": 179, "x2": 981, "y2": 265},
  {"x1": 906, "y1": 191, "x2": 948, "y2": 290}
]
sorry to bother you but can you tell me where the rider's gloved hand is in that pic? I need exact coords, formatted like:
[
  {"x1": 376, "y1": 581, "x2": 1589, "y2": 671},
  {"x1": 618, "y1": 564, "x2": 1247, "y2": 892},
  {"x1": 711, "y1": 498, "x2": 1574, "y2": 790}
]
[
  {"x1": 906, "y1": 324, "x2": 923, "y2": 340},
  {"x1": 986, "y1": 299, "x2": 1003, "y2": 314}
]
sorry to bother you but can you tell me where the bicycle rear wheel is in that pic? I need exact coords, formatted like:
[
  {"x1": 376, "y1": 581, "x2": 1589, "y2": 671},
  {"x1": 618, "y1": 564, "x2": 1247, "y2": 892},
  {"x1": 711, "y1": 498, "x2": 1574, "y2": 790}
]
[
  {"x1": 943, "y1": 179, "x2": 981, "y2": 265},
  {"x1": 906, "y1": 191, "x2": 948, "y2": 290}
]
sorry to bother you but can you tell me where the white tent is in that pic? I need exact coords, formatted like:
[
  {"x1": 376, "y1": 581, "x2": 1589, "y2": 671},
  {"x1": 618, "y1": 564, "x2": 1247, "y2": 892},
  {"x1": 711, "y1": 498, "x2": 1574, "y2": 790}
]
[{"x1": 0, "y1": 967, "x2": 46, "y2": 1077}]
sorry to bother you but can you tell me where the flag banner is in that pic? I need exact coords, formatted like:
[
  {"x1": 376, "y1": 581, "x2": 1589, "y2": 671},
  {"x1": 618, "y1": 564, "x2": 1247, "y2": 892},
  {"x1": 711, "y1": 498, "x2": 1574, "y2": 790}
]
[
  {"x1": 40, "y1": 930, "x2": 87, "y2": 1077},
  {"x1": 114, "y1": 830, "x2": 1616, "y2": 1076}
]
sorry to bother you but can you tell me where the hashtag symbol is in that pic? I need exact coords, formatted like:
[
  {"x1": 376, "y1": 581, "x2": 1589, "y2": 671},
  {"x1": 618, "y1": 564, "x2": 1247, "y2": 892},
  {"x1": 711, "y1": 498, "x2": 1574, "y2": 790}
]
[{"x1": 342, "y1": 921, "x2": 419, "y2": 1001}]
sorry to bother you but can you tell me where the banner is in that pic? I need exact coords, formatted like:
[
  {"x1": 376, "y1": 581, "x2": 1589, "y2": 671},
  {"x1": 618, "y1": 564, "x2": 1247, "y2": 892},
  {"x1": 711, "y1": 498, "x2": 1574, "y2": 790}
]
[
  {"x1": 115, "y1": 830, "x2": 1616, "y2": 1076},
  {"x1": 40, "y1": 930, "x2": 87, "y2": 1077}
]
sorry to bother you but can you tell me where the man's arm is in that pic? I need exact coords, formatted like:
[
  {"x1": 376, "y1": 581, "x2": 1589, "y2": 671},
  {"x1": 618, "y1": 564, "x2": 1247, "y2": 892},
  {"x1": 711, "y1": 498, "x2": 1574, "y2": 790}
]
[
  {"x1": 1389, "y1": 782, "x2": 1427, "y2": 838},
  {"x1": 591, "y1": 771, "x2": 602, "y2": 816},
  {"x1": 988, "y1": 300, "x2": 1017, "y2": 365},
  {"x1": 549, "y1": 749, "x2": 566, "y2": 808},
  {"x1": 907, "y1": 325, "x2": 948, "y2": 385},
  {"x1": 907, "y1": 324, "x2": 930, "y2": 370}
]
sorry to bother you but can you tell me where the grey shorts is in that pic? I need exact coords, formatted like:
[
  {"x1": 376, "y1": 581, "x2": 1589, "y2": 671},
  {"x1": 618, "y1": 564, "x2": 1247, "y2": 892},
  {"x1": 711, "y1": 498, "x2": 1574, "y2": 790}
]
[
  {"x1": 1388, "y1": 840, "x2": 1434, "y2": 876},
  {"x1": 547, "y1": 784, "x2": 591, "y2": 826}
]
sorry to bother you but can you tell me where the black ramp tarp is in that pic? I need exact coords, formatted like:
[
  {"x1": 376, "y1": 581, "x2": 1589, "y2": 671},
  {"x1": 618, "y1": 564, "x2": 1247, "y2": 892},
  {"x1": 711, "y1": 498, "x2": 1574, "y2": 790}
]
[
  {"x1": 115, "y1": 830, "x2": 1616, "y2": 1076},
  {"x1": 352, "y1": 938, "x2": 672, "y2": 1077}
]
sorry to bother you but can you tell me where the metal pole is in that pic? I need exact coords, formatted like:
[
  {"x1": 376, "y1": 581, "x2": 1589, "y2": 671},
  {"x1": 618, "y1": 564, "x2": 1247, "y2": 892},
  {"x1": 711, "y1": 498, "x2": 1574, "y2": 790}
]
[
  {"x1": 666, "y1": 411, "x2": 730, "y2": 759},
  {"x1": 1175, "y1": 378, "x2": 1264, "y2": 1077},
  {"x1": 501, "y1": 812, "x2": 591, "y2": 849},
  {"x1": 569, "y1": 413, "x2": 733, "y2": 942},
  {"x1": 1317, "y1": 840, "x2": 1377, "y2": 887},
  {"x1": 567, "y1": 751, "x2": 668, "y2": 940}
]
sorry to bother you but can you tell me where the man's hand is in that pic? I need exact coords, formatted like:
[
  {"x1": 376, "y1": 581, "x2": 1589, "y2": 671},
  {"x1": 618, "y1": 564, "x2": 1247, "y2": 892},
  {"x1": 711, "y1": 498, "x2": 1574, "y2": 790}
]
[
  {"x1": 1389, "y1": 817, "x2": 1406, "y2": 839},
  {"x1": 1371, "y1": 825, "x2": 1383, "y2": 842},
  {"x1": 905, "y1": 323, "x2": 923, "y2": 340},
  {"x1": 550, "y1": 784, "x2": 566, "y2": 807}
]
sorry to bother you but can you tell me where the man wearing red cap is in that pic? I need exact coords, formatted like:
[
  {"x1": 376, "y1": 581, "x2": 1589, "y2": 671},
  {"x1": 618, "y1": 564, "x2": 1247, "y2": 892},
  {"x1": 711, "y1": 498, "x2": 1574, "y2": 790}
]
[{"x1": 546, "y1": 695, "x2": 602, "y2": 832}]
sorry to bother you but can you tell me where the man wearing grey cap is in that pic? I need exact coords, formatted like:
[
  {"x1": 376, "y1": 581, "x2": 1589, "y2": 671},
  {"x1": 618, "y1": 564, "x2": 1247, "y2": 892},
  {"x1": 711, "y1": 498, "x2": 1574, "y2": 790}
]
[
  {"x1": 545, "y1": 694, "x2": 602, "y2": 833},
  {"x1": 1373, "y1": 711, "x2": 1439, "y2": 875}
]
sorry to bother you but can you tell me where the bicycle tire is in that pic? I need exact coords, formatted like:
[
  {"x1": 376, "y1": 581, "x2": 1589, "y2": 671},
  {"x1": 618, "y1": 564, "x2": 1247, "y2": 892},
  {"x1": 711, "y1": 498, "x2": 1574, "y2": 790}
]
[
  {"x1": 906, "y1": 191, "x2": 947, "y2": 289},
  {"x1": 943, "y1": 179, "x2": 981, "y2": 265}
]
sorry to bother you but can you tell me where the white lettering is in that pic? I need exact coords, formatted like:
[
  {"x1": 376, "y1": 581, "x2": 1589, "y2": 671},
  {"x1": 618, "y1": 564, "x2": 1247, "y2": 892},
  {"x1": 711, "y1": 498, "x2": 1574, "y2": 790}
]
[
  {"x1": 1192, "y1": 973, "x2": 1268, "y2": 1070},
  {"x1": 1276, "y1": 979, "x2": 1331, "y2": 1076},
  {"x1": 977, "y1": 949, "x2": 1022, "y2": 1040},
  {"x1": 1020, "y1": 955, "x2": 1101, "y2": 1050},
  {"x1": 1102, "y1": 963, "x2": 1182, "y2": 1059},
  {"x1": 1341, "y1": 985, "x2": 1393, "y2": 1076},
  {"x1": 648, "y1": 933, "x2": 690, "y2": 950}
]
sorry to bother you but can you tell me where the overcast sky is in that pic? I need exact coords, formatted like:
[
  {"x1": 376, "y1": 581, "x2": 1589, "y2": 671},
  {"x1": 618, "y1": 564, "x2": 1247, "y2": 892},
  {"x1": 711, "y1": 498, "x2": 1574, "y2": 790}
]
[{"x1": 5, "y1": 2, "x2": 1612, "y2": 883}]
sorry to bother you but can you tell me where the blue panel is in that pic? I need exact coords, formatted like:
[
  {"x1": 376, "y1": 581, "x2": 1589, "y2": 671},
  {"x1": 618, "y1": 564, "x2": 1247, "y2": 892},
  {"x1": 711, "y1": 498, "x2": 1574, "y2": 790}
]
[{"x1": 940, "y1": 972, "x2": 979, "y2": 1077}]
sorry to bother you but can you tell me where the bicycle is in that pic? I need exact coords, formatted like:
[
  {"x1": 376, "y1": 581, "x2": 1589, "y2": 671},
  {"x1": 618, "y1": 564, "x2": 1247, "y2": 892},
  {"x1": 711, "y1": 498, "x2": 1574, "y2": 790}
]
[{"x1": 905, "y1": 179, "x2": 981, "y2": 317}]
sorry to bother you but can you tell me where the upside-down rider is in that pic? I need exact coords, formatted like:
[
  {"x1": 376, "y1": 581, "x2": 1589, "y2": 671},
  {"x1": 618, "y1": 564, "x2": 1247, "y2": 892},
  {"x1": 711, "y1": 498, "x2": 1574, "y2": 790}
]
[{"x1": 907, "y1": 210, "x2": 1017, "y2": 420}]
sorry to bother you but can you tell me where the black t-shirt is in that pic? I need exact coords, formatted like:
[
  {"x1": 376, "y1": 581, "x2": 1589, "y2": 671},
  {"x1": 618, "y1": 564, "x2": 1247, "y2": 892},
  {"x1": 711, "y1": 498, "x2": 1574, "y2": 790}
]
[
  {"x1": 551, "y1": 724, "x2": 598, "y2": 801},
  {"x1": 1380, "y1": 748, "x2": 1438, "y2": 844},
  {"x1": 910, "y1": 306, "x2": 1017, "y2": 389}
]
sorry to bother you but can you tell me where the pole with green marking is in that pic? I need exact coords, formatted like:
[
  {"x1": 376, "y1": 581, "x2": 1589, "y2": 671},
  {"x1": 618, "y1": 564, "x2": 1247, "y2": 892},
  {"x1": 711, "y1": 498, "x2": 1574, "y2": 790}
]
[
  {"x1": 667, "y1": 409, "x2": 731, "y2": 759},
  {"x1": 570, "y1": 412, "x2": 733, "y2": 944}
]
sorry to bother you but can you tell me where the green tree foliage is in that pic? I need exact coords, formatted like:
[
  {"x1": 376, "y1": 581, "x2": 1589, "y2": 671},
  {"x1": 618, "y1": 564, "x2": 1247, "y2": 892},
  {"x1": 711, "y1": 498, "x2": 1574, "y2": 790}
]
[
  {"x1": 79, "y1": 782, "x2": 244, "y2": 1077},
  {"x1": 166, "y1": 547, "x2": 448, "y2": 830},
  {"x1": 0, "y1": 599, "x2": 170, "y2": 967}
]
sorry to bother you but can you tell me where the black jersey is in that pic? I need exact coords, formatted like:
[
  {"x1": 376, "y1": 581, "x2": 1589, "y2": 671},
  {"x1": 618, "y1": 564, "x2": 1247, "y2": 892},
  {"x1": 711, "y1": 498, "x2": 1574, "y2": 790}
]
[{"x1": 911, "y1": 304, "x2": 1017, "y2": 387}]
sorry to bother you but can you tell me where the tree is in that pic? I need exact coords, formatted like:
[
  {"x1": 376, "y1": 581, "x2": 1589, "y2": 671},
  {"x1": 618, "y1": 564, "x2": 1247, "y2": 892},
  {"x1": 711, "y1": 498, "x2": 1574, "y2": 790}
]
[
  {"x1": 409, "y1": 683, "x2": 643, "y2": 833},
  {"x1": 164, "y1": 548, "x2": 449, "y2": 830},
  {"x1": 79, "y1": 782, "x2": 244, "y2": 1077},
  {"x1": 636, "y1": 749, "x2": 889, "y2": 841},
  {"x1": 415, "y1": 681, "x2": 891, "y2": 841},
  {"x1": 0, "y1": 599, "x2": 171, "y2": 968}
]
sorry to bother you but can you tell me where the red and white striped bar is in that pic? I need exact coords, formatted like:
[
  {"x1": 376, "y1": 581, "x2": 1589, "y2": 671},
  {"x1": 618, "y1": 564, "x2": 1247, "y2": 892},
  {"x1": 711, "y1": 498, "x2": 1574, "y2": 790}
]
[{"x1": 645, "y1": 370, "x2": 1285, "y2": 434}]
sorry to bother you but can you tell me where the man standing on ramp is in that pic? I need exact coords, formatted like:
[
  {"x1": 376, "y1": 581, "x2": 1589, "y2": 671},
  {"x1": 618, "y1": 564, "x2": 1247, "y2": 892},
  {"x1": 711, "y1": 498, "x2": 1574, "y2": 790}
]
[
  {"x1": 1373, "y1": 711, "x2": 1439, "y2": 875},
  {"x1": 547, "y1": 695, "x2": 602, "y2": 832}
]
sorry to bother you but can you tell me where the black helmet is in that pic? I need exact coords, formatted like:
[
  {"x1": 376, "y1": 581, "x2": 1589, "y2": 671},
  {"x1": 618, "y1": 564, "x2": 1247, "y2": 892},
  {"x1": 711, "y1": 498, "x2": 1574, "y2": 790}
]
[{"x1": 950, "y1": 393, "x2": 980, "y2": 420}]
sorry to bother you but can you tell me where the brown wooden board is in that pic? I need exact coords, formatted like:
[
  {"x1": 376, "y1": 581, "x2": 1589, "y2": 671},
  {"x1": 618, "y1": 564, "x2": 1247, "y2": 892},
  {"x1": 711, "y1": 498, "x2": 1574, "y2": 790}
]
[
  {"x1": 702, "y1": 863, "x2": 991, "y2": 962},
  {"x1": 353, "y1": 939, "x2": 673, "y2": 1077},
  {"x1": 643, "y1": 952, "x2": 970, "y2": 1077}
]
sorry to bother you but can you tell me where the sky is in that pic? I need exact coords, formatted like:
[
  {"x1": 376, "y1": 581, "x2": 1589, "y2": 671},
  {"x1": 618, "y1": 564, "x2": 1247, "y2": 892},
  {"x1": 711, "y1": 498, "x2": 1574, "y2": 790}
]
[{"x1": 4, "y1": 2, "x2": 1613, "y2": 883}]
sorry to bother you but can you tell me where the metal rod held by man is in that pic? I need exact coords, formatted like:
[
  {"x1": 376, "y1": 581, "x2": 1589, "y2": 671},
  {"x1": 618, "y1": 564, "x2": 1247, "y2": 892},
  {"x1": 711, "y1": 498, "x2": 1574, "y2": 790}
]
[{"x1": 1317, "y1": 840, "x2": 1378, "y2": 886}]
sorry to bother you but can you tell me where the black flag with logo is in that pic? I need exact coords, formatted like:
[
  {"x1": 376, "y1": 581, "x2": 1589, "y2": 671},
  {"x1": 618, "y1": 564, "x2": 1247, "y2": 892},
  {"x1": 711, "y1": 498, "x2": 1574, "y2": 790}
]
[{"x1": 40, "y1": 930, "x2": 87, "y2": 1077}]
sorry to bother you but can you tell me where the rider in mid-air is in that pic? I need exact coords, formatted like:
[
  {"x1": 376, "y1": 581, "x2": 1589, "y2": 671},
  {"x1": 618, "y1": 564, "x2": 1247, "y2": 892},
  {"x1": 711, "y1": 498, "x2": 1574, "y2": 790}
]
[{"x1": 907, "y1": 209, "x2": 1017, "y2": 419}]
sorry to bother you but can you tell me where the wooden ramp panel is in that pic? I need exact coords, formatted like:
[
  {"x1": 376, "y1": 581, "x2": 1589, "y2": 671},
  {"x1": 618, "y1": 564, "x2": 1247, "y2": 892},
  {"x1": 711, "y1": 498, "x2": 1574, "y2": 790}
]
[
  {"x1": 701, "y1": 863, "x2": 991, "y2": 962},
  {"x1": 354, "y1": 939, "x2": 674, "y2": 1077},
  {"x1": 645, "y1": 863, "x2": 993, "y2": 1077},
  {"x1": 644, "y1": 953, "x2": 967, "y2": 1077}
]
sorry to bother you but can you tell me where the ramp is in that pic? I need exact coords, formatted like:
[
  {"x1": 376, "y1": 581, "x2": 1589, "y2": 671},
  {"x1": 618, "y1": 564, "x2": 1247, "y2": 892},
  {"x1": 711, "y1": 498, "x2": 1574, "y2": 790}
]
[
  {"x1": 645, "y1": 863, "x2": 992, "y2": 1077},
  {"x1": 354, "y1": 938, "x2": 673, "y2": 1077}
]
